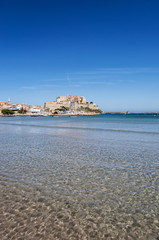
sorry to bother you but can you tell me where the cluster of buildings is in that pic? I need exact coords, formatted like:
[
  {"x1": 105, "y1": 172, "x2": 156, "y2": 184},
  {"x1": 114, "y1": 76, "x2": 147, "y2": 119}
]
[
  {"x1": 0, "y1": 99, "x2": 43, "y2": 115},
  {"x1": 0, "y1": 95, "x2": 100, "y2": 115}
]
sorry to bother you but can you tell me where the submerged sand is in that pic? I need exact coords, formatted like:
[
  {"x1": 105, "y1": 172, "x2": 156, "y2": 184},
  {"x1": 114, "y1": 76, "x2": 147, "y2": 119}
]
[{"x1": 0, "y1": 181, "x2": 159, "y2": 240}]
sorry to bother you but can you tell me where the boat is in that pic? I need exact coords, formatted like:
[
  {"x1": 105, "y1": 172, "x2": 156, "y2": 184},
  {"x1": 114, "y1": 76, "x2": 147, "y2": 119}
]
[
  {"x1": 7, "y1": 115, "x2": 15, "y2": 117},
  {"x1": 30, "y1": 115, "x2": 40, "y2": 117}
]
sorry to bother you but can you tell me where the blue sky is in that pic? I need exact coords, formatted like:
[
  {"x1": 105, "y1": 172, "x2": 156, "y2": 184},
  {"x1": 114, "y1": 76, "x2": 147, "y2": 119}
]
[{"x1": 0, "y1": 0, "x2": 159, "y2": 112}]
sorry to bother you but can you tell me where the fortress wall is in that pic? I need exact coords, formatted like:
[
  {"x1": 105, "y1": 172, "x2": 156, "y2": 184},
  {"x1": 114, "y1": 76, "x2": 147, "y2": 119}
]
[
  {"x1": 44, "y1": 101, "x2": 70, "y2": 112},
  {"x1": 88, "y1": 103, "x2": 98, "y2": 110}
]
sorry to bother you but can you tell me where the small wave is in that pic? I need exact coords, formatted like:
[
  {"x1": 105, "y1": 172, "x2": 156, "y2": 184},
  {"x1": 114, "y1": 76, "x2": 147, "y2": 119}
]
[{"x1": 0, "y1": 122, "x2": 159, "y2": 135}]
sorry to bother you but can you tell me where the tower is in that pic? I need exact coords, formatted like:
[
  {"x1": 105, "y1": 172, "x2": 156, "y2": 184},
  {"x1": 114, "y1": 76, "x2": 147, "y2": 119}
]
[{"x1": 8, "y1": 98, "x2": 10, "y2": 105}]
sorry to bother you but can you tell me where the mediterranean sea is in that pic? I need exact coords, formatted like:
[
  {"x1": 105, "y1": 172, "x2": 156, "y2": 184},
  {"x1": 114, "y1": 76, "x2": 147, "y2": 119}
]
[{"x1": 0, "y1": 114, "x2": 159, "y2": 239}]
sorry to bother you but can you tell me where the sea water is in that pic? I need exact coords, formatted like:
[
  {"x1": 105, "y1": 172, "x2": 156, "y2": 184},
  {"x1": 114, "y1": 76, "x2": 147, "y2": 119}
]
[{"x1": 0, "y1": 114, "x2": 159, "y2": 239}]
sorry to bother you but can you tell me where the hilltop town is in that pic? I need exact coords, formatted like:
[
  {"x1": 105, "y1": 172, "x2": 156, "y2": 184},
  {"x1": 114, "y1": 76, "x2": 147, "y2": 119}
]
[{"x1": 0, "y1": 95, "x2": 103, "y2": 116}]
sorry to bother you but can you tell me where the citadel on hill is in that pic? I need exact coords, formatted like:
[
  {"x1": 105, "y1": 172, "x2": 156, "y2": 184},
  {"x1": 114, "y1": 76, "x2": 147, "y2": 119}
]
[{"x1": 44, "y1": 95, "x2": 100, "y2": 114}]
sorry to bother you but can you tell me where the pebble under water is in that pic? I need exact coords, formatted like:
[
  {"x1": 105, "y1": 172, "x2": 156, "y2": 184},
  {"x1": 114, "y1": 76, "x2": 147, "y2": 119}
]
[{"x1": 0, "y1": 116, "x2": 159, "y2": 239}]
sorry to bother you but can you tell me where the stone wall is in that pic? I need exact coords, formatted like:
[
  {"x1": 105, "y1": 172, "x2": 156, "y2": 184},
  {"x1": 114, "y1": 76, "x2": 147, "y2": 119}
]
[
  {"x1": 88, "y1": 103, "x2": 98, "y2": 110},
  {"x1": 44, "y1": 101, "x2": 70, "y2": 112}
]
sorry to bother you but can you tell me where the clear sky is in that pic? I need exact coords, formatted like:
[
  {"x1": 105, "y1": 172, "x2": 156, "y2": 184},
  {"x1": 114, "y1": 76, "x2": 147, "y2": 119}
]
[{"x1": 0, "y1": 0, "x2": 159, "y2": 112}]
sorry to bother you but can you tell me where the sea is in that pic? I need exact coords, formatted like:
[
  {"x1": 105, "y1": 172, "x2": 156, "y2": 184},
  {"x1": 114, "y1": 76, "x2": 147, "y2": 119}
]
[{"x1": 0, "y1": 114, "x2": 159, "y2": 240}]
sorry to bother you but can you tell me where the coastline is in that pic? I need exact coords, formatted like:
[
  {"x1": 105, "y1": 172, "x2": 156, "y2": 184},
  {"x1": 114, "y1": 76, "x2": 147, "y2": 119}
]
[
  {"x1": 0, "y1": 112, "x2": 159, "y2": 117},
  {"x1": 0, "y1": 112, "x2": 103, "y2": 117}
]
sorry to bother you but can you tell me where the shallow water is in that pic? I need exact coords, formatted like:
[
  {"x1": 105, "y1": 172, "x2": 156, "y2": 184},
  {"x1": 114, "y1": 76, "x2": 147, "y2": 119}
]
[{"x1": 0, "y1": 115, "x2": 159, "y2": 239}]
